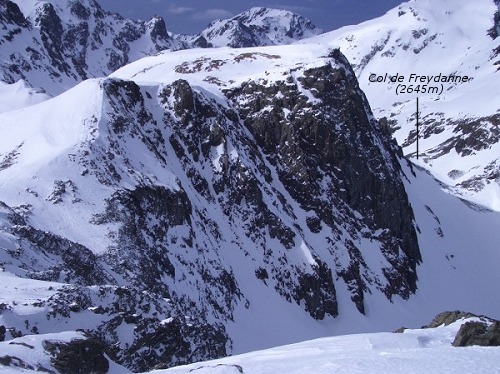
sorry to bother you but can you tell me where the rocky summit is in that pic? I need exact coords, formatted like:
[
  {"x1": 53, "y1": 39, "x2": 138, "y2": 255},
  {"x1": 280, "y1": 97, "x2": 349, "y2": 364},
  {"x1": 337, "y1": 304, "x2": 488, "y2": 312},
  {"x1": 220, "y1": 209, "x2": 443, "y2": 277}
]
[{"x1": 0, "y1": 38, "x2": 425, "y2": 369}]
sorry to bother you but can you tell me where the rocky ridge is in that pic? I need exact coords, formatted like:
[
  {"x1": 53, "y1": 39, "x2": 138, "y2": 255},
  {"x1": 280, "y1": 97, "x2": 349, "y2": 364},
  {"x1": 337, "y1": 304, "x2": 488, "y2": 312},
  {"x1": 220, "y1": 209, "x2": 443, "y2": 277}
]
[
  {"x1": 1, "y1": 1, "x2": 322, "y2": 98},
  {"x1": 0, "y1": 43, "x2": 422, "y2": 371}
]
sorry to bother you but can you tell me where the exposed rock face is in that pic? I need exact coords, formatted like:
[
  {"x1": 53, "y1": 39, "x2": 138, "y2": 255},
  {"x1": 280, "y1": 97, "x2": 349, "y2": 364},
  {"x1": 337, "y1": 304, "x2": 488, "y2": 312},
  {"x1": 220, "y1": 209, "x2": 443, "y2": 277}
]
[
  {"x1": 425, "y1": 311, "x2": 479, "y2": 328},
  {"x1": 489, "y1": 0, "x2": 500, "y2": 39},
  {"x1": 45, "y1": 336, "x2": 109, "y2": 374},
  {"x1": 0, "y1": 45, "x2": 421, "y2": 371},
  {"x1": 422, "y1": 311, "x2": 500, "y2": 347},
  {"x1": 0, "y1": 0, "x2": 29, "y2": 27},
  {"x1": 226, "y1": 49, "x2": 420, "y2": 312},
  {"x1": 0, "y1": 356, "x2": 36, "y2": 371},
  {"x1": 453, "y1": 321, "x2": 500, "y2": 347}
]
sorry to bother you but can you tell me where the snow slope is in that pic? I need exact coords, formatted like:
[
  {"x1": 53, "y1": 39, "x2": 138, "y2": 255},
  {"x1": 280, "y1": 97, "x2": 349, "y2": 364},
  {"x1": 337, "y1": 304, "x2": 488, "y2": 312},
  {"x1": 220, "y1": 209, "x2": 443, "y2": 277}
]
[
  {"x1": 110, "y1": 44, "x2": 339, "y2": 94},
  {"x1": 149, "y1": 318, "x2": 500, "y2": 374},
  {"x1": 0, "y1": 81, "x2": 49, "y2": 114},
  {"x1": 1, "y1": 2, "x2": 500, "y2": 371},
  {"x1": 302, "y1": 0, "x2": 500, "y2": 210}
]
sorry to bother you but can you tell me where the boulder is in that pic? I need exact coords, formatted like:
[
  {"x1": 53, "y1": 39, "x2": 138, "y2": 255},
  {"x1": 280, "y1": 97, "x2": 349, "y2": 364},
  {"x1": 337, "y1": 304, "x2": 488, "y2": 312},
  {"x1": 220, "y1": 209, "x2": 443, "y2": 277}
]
[
  {"x1": 424, "y1": 311, "x2": 478, "y2": 328},
  {"x1": 453, "y1": 321, "x2": 500, "y2": 347}
]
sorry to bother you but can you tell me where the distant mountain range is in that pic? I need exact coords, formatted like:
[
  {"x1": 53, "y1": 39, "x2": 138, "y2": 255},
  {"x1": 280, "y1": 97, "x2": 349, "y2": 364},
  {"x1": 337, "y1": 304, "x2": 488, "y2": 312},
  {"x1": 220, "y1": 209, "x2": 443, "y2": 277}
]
[
  {"x1": 0, "y1": 0, "x2": 184, "y2": 95},
  {"x1": 0, "y1": 1, "x2": 320, "y2": 97}
]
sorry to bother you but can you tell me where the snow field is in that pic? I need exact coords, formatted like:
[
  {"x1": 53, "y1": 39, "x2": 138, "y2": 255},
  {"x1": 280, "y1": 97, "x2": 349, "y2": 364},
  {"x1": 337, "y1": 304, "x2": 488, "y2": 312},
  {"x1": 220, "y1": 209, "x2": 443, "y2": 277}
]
[{"x1": 148, "y1": 318, "x2": 500, "y2": 374}]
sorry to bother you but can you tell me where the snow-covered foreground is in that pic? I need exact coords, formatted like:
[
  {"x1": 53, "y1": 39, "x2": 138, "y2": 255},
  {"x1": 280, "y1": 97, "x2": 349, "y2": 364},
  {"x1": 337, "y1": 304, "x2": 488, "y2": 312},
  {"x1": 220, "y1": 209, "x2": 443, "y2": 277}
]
[
  {"x1": 1, "y1": 1, "x2": 500, "y2": 371},
  {"x1": 148, "y1": 318, "x2": 500, "y2": 374}
]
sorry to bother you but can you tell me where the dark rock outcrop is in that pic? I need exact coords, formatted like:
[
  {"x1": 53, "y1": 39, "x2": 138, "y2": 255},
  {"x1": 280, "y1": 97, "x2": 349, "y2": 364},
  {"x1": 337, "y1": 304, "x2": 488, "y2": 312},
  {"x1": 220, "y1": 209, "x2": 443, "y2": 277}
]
[
  {"x1": 227, "y1": 49, "x2": 420, "y2": 312},
  {"x1": 0, "y1": 0, "x2": 29, "y2": 27},
  {"x1": 453, "y1": 321, "x2": 500, "y2": 347},
  {"x1": 423, "y1": 311, "x2": 500, "y2": 347},
  {"x1": 488, "y1": 0, "x2": 500, "y2": 39},
  {"x1": 425, "y1": 311, "x2": 479, "y2": 328},
  {"x1": 44, "y1": 337, "x2": 109, "y2": 374},
  {"x1": 14, "y1": 225, "x2": 111, "y2": 285},
  {"x1": 0, "y1": 355, "x2": 36, "y2": 371}
]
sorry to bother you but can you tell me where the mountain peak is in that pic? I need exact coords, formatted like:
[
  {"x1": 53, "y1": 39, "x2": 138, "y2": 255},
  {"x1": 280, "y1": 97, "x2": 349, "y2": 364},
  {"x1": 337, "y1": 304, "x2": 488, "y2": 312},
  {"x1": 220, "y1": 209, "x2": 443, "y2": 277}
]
[{"x1": 192, "y1": 7, "x2": 322, "y2": 48}]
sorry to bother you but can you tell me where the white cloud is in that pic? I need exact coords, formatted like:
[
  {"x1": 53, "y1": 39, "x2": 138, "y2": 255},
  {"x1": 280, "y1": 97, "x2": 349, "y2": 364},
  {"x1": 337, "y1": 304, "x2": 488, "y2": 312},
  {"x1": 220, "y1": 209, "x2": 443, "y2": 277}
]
[
  {"x1": 166, "y1": 5, "x2": 195, "y2": 15},
  {"x1": 191, "y1": 8, "x2": 233, "y2": 21},
  {"x1": 269, "y1": 4, "x2": 313, "y2": 14}
]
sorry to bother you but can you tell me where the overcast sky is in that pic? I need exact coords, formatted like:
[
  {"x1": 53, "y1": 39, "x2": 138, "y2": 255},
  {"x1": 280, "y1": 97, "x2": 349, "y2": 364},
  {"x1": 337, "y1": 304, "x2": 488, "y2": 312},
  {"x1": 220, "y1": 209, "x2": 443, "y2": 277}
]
[{"x1": 97, "y1": 0, "x2": 406, "y2": 35}]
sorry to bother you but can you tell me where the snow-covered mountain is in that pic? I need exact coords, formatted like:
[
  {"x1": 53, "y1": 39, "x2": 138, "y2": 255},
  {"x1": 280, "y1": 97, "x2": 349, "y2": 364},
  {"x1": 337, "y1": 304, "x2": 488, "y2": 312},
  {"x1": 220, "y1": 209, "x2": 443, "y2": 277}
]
[
  {"x1": 1, "y1": 40, "x2": 500, "y2": 372},
  {"x1": 0, "y1": 0, "x2": 185, "y2": 96},
  {"x1": 1, "y1": 0, "x2": 500, "y2": 373},
  {"x1": 189, "y1": 7, "x2": 322, "y2": 48},
  {"x1": 0, "y1": 1, "x2": 322, "y2": 102},
  {"x1": 0, "y1": 43, "x2": 415, "y2": 370},
  {"x1": 306, "y1": 0, "x2": 500, "y2": 210}
]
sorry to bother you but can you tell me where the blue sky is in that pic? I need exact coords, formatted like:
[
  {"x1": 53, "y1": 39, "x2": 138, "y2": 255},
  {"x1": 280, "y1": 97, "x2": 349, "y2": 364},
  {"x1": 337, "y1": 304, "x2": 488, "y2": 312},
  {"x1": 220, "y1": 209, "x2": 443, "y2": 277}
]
[{"x1": 98, "y1": 0, "x2": 406, "y2": 35}]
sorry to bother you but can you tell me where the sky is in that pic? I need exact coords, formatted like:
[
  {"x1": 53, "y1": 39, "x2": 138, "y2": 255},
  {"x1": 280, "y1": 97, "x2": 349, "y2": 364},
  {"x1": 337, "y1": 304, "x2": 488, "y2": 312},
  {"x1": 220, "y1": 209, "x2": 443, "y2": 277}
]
[{"x1": 98, "y1": 0, "x2": 407, "y2": 35}]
